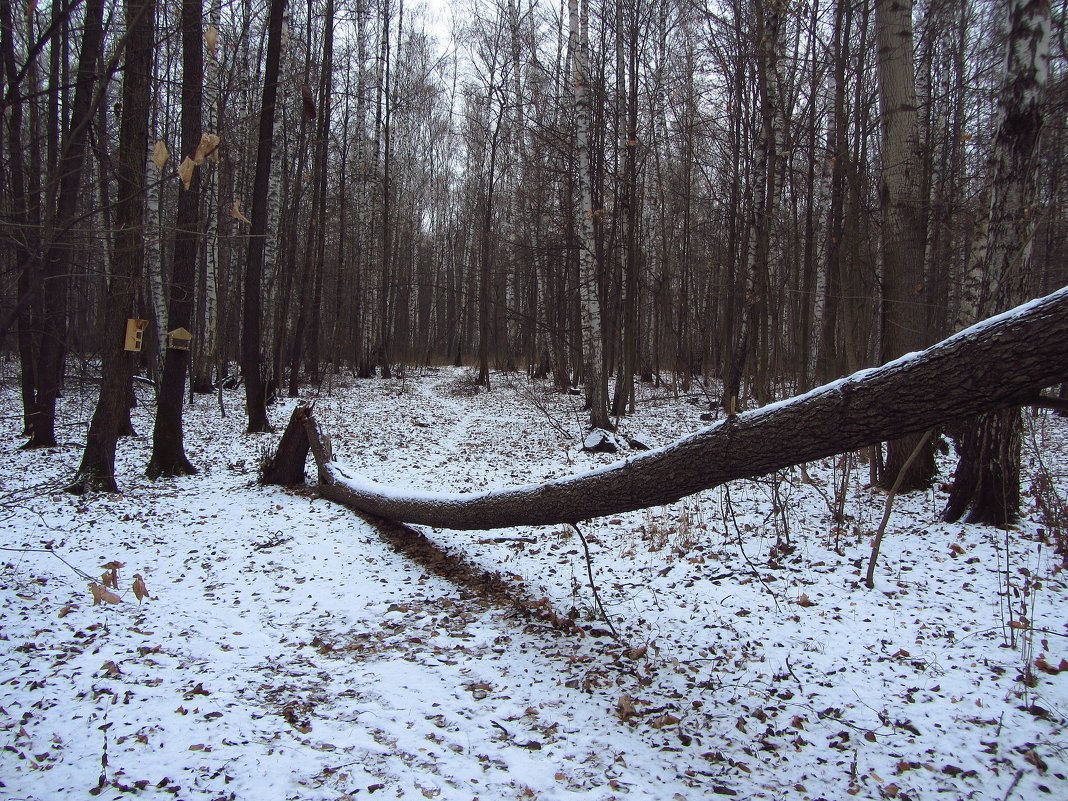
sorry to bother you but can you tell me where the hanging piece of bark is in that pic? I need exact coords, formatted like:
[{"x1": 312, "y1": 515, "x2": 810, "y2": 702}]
[{"x1": 291, "y1": 288, "x2": 1068, "y2": 532}]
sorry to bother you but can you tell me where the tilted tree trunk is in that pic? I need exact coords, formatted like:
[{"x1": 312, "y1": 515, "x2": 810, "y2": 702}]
[
  {"x1": 68, "y1": 0, "x2": 155, "y2": 493},
  {"x1": 297, "y1": 288, "x2": 1068, "y2": 530},
  {"x1": 875, "y1": 0, "x2": 935, "y2": 491},
  {"x1": 147, "y1": 0, "x2": 203, "y2": 479},
  {"x1": 943, "y1": 0, "x2": 1051, "y2": 526}
]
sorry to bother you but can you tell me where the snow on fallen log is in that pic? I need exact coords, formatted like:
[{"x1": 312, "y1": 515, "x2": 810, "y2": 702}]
[{"x1": 296, "y1": 287, "x2": 1068, "y2": 531}]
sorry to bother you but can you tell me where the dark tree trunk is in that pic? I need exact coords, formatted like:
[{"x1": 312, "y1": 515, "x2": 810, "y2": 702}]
[
  {"x1": 260, "y1": 405, "x2": 311, "y2": 486},
  {"x1": 303, "y1": 289, "x2": 1068, "y2": 530},
  {"x1": 69, "y1": 0, "x2": 155, "y2": 493},
  {"x1": 943, "y1": 407, "x2": 1021, "y2": 526},
  {"x1": 242, "y1": 0, "x2": 288, "y2": 433},
  {"x1": 25, "y1": 0, "x2": 106, "y2": 449},
  {"x1": 875, "y1": 0, "x2": 935, "y2": 492},
  {"x1": 1, "y1": 0, "x2": 39, "y2": 435},
  {"x1": 147, "y1": 0, "x2": 202, "y2": 479}
]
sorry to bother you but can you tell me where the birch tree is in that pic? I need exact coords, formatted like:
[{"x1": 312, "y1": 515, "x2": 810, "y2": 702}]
[
  {"x1": 944, "y1": 0, "x2": 1051, "y2": 526},
  {"x1": 570, "y1": 0, "x2": 610, "y2": 430}
]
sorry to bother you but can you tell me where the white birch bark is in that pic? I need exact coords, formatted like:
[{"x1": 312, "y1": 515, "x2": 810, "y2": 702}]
[
  {"x1": 197, "y1": 1, "x2": 221, "y2": 388},
  {"x1": 145, "y1": 144, "x2": 168, "y2": 361},
  {"x1": 569, "y1": 0, "x2": 608, "y2": 429}
]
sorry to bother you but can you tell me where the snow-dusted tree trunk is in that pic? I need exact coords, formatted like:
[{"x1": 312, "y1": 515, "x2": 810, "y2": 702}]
[
  {"x1": 569, "y1": 0, "x2": 609, "y2": 430},
  {"x1": 298, "y1": 288, "x2": 1068, "y2": 530},
  {"x1": 944, "y1": 0, "x2": 1051, "y2": 526}
]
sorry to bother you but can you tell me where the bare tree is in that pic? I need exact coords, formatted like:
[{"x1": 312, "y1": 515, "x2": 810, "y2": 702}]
[
  {"x1": 241, "y1": 0, "x2": 289, "y2": 433},
  {"x1": 147, "y1": 0, "x2": 204, "y2": 478},
  {"x1": 69, "y1": 0, "x2": 156, "y2": 493}
]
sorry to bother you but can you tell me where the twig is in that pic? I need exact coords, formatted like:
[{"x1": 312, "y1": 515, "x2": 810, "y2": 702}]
[
  {"x1": 1000, "y1": 768, "x2": 1024, "y2": 801},
  {"x1": 864, "y1": 429, "x2": 934, "y2": 589},
  {"x1": 572, "y1": 523, "x2": 618, "y2": 639},
  {"x1": 0, "y1": 545, "x2": 96, "y2": 582}
]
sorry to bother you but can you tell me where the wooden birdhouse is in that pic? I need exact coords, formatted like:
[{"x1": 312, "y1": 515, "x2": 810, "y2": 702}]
[
  {"x1": 124, "y1": 318, "x2": 149, "y2": 352},
  {"x1": 167, "y1": 327, "x2": 193, "y2": 351}
]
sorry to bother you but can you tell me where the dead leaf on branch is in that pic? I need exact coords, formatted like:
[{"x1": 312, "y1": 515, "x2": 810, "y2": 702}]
[
  {"x1": 204, "y1": 24, "x2": 219, "y2": 57},
  {"x1": 151, "y1": 139, "x2": 169, "y2": 171},
  {"x1": 194, "y1": 133, "x2": 220, "y2": 165},
  {"x1": 178, "y1": 157, "x2": 195, "y2": 190},
  {"x1": 231, "y1": 199, "x2": 252, "y2": 224}
]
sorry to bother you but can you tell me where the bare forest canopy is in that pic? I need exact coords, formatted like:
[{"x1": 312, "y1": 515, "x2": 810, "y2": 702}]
[
  {"x1": 292, "y1": 287, "x2": 1068, "y2": 530},
  {"x1": 3, "y1": 0, "x2": 1067, "y2": 503}
]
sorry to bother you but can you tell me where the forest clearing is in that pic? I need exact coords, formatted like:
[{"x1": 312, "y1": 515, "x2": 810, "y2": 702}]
[{"x1": 1, "y1": 366, "x2": 1066, "y2": 800}]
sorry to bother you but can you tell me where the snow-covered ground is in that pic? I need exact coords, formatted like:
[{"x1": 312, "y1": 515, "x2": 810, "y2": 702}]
[{"x1": 1, "y1": 365, "x2": 1065, "y2": 800}]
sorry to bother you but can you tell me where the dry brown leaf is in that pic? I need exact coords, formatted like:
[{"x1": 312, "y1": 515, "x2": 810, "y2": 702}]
[
  {"x1": 194, "y1": 133, "x2": 220, "y2": 165},
  {"x1": 649, "y1": 713, "x2": 680, "y2": 729},
  {"x1": 89, "y1": 583, "x2": 121, "y2": 605},
  {"x1": 616, "y1": 694, "x2": 637, "y2": 722},
  {"x1": 132, "y1": 574, "x2": 149, "y2": 603},
  {"x1": 204, "y1": 24, "x2": 219, "y2": 57},
  {"x1": 101, "y1": 569, "x2": 117, "y2": 589},
  {"x1": 231, "y1": 199, "x2": 252, "y2": 224},
  {"x1": 797, "y1": 593, "x2": 814, "y2": 607},
  {"x1": 151, "y1": 139, "x2": 169, "y2": 171},
  {"x1": 101, "y1": 660, "x2": 121, "y2": 677},
  {"x1": 178, "y1": 156, "x2": 195, "y2": 190}
]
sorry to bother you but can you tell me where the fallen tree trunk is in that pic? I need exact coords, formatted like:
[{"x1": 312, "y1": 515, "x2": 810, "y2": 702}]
[{"x1": 300, "y1": 287, "x2": 1068, "y2": 530}]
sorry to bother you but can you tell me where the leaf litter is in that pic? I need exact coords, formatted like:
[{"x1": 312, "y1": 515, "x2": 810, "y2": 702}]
[{"x1": 0, "y1": 366, "x2": 1066, "y2": 800}]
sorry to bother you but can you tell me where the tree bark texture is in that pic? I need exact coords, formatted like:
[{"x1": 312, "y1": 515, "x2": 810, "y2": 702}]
[
  {"x1": 241, "y1": 0, "x2": 288, "y2": 433},
  {"x1": 70, "y1": 0, "x2": 155, "y2": 493},
  {"x1": 147, "y1": 0, "x2": 203, "y2": 478},
  {"x1": 302, "y1": 288, "x2": 1068, "y2": 530},
  {"x1": 875, "y1": 0, "x2": 935, "y2": 491},
  {"x1": 25, "y1": 0, "x2": 106, "y2": 448},
  {"x1": 944, "y1": 0, "x2": 1051, "y2": 525}
]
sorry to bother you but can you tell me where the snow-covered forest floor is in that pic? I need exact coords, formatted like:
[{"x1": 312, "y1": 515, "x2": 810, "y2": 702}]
[{"x1": 1, "y1": 364, "x2": 1066, "y2": 801}]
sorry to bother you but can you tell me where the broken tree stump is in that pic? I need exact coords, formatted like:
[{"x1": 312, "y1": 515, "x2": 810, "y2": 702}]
[{"x1": 260, "y1": 404, "x2": 313, "y2": 487}]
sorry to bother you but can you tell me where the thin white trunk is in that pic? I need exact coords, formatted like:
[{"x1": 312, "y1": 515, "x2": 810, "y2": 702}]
[
  {"x1": 198, "y1": 1, "x2": 221, "y2": 387},
  {"x1": 570, "y1": 0, "x2": 607, "y2": 428},
  {"x1": 145, "y1": 145, "x2": 168, "y2": 361}
]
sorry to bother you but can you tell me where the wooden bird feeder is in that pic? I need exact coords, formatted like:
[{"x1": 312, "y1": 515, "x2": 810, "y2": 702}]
[
  {"x1": 167, "y1": 327, "x2": 193, "y2": 351},
  {"x1": 124, "y1": 318, "x2": 149, "y2": 352}
]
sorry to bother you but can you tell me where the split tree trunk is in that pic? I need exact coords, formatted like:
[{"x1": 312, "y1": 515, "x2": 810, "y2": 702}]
[{"x1": 292, "y1": 288, "x2": 1068, "y2": 530}]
